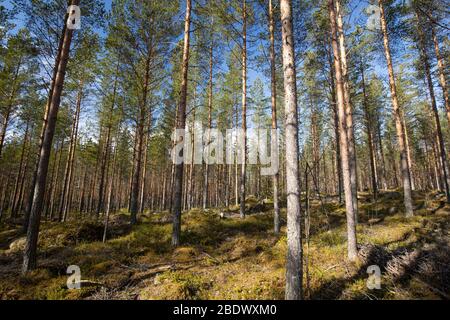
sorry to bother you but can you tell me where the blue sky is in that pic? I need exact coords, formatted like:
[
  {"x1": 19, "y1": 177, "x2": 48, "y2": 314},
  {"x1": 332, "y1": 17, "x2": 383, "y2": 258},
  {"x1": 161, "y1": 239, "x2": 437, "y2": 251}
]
[{"x1": 2, "y1": 0, "x2": 441, "y2": 133}]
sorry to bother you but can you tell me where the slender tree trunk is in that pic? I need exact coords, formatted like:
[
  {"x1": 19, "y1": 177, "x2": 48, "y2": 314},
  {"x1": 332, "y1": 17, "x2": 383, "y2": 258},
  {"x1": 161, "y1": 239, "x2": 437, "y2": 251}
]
[
  {"x1": 49, "y1": 140, "x2": 64, "y2": 220},
  {"x1": 103, "y1": 140, "x2": 117, "y2": 243},
  {"x1": 378, "y1": 0, "x2": 414, "y2": 217},
  {"x1": 162, "y1": 168, "x2": 167, "y2": 210},
  {"x1": 269, "y1": 0, "x2": 280, "y2": 234},
  {"x1": 23, "y1": 15, "x2": 68, "y2": 233},
  {"x1": 11, "y1": 122, "x2": 30, "y2": 218},
  {"x1": 78, "y1": 163, "x2": 88, "y2": 215},
  {"x1": 0, "y1": 174, "x2": 11, "y2": 220},
  {"x1": 280, "y1": 0, "x2": 303, "y2": 300},
  {"x1": 188, "y1": 90, "x2": 196, "y2": 210},
  {"x1": 88, "y1": 154, "x2": 100, "y2": 214},
  {"x1": 361, "y1": 64, "x2": 378, "y2": 199},
  {"x1": 329, "y1": 50, "x2": 343, "y2": 203},
  {"x1": 59, "y1": 84, "x2": 82, "y2": 221},
  {"x1": 416, "y1": 10, "x2": 450, "y2": 202},
  {"x1": 172, "y1": 0, "x2": 191, "y2": 247},
  {"x1": 138, "y1": 136, "x2": 148, "y2": 214},
  {"x1": 423, "y1": 140, "x2": 432, "y2": 189},
  {"x1": 240, "y1": 0, "x2": 247, "y2": 219},
  {"x1": 0, "y1": 57, "x2": 22, "y2": 159},
  {"x1": 17, "y1": 149, "x2": 31, "y2": 217},
  {"x1": 376, "y1": 117, "x2": 388, "y2": 190},
  {"x1": 336, "y1": 0, "x2": 358, "y2": 220},
  {"x1": 203, "y1": 41, "x2": 214, "y2": 210},
  {"x1": 139, "y1": 114, "x2": 152, "y2": 214},
  {"x1": 63, "y1": 87, "x2": 82, "y2": 220},
  {"x1": 97, "y1": 63, "x2": 120, "y2": 217},
  {"x1": 131, "y1": 55, "x2": 151, "y2": 224},
  {"x1": 432, "y1": 140, "x2": 443, "y2": 190},
  {"x1": 22, "y1": 0, "x2": 79, "y2": 273},
  {"x1": 430, "y1": 21, "x2": 450, "y2": 123},
  {"x1": 403, "y1": 114, "x2": 415, "y2": 191},
  {"x1": 234, "y1": 102, "x2": 239, "y2": 207},
  {"x1": 329, "y1": 0, "x2": 358, "y2": 261}
]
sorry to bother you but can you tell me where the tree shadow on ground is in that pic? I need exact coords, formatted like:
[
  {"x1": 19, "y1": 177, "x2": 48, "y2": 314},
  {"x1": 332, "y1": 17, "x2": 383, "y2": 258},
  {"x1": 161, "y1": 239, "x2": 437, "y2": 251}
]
[{"x1": 310, "y1": 215, "x2": 450, "y2": 300}]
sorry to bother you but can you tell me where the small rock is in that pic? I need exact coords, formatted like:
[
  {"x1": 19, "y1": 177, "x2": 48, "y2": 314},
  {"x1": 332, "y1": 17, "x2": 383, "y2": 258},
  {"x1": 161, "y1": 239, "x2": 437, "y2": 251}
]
[{"x1": 388, "y1": 207, "x2": 397, "y2": 214}]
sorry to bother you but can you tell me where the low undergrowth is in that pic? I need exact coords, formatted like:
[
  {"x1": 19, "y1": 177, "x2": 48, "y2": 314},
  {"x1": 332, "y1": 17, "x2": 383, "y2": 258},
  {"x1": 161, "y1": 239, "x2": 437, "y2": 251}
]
[{"x1": 0, "y1": 191, "x2": 448, "y2": 300}]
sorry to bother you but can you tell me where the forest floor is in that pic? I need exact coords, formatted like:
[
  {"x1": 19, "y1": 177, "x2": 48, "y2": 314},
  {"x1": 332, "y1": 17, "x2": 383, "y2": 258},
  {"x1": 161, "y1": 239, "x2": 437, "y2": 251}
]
[{"x1": 0, "y1": 190, "x2": 449, "y2": 300}]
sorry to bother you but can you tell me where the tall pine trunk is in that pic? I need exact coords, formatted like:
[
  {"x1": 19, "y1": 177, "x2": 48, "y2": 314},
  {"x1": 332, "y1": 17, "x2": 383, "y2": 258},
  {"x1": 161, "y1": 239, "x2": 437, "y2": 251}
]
[
  {"x1": 203, "y1": 42, "x2": 213, "y2": 210},
  {"x1": 0, "y1": 57, "x2": 22, "y2": 159},
  {"x1": 336, "y1": 0, "x2": 358, "y2": 220},
  {"x1": 415, "y1": 10, "x2": 450, "y2": 202},
  {"x1": 22, "y1": 0, "x2": 79, "y2": 273},
  {"x1": 280, "y1": 0, "x2": 303, "y2": 300},
  {"x1": 97, "y1": 63, "x2": 119, "y2": 217},
  {"x1": 11, "y1": 122, "x2": 30, "y2": 218},
  {"x1": 378, "y1": 0, "x2": 413, "y2": 217},
  {"x1": 430, "y1": 20, "x2": 449, "y2": 124},
  {"x1": 328, "y1": 47, "x2": 343, "y2": 203},
  {"x1": 23, "y1": 13, "x2": 69, "y2": 233},
  {"x1": 268, "y1": 0, "x2": 280, "y2": 234},
  {"x1": 130, "y1": 55, "x2": 151, "y2": 224},
  {"x1": 172, "y1": 0, "x2": 191, "y2": 247},
  {"x1": 329, "y1": 0, "x2": 358, "y2": 261},
  {"x1": 59, "y1": 83, "x2": 82, "y2": 221},
  {"x1": 361, "y1": 64, "x2": 378, "y2": 199},
  {"x1": 240, "y1": 0, "x2": 247, "y2": 219}
]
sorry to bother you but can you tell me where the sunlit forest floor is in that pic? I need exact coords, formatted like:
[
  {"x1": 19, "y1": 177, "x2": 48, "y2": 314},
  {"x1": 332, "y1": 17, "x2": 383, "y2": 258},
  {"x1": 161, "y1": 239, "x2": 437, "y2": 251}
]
[{"x1": 0, "y1": 191, "x2": 449, "y2": 300}]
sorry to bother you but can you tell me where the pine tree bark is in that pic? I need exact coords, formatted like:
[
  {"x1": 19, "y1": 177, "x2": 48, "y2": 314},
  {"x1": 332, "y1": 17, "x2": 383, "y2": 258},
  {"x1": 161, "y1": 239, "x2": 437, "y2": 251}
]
[
  {"x1": 59, "y1": 83, "x2": 82, "y2": 221},
  {"x1": 172, "y1": 0, "x2": 191, "y2": 247},
  {"x1": 130, "y1": 55, "x2": 151, "y2": 224},
  {"x1": 269, "y1": 0, "x2": 280, "y2": 234},
  {"x1": 97, "y1": 64, "x2": 119, "y2": 217},
  {"x1": 416, "y1": 10, "x2": 450, "y2": 202},
  {"x1": 430, "y1": 21, "x2": 449, "y2": 124},
  {"x1": 336, "y1": 0, "x2": 358, "y2": 220},
  {"x1": 235, "y1": 102, "x2": 239, "y2": 207},
  {"x1": 78, "y1": 163, "x2": 88, "y2": 214},
  {"x1": 240, "y1": 0, "x2": 247, "y2": 219},
  {"x1": 139, "y1": 110, "x2": 152, "y2": 214},
  {"x1": 23, "y1": 13, "x2": 69, "y2": 233},
  {"x1": 0, "y1": 174, "x2": 11, "y2": 221},
  {"x1": 203, "y1": 43, "x2": 213, "y2": 210},
  {"x1": 11, "y1": 122, "x2": 30, "y2": 218},
  {"x1": 361, "y1": 64, "x2": 378, "y2": 199},
  {"x1": 280, "y1": 0, "x2": 303, "y2": 300},
  {"x1": 403, "y1": 114, "x2": 415, "y2": 191},
  {"x1": 22, "y1": 0, "x2": 79, "y2": 273},
  {"x1": 103, "y1": 140, "x2": 117, "y2": 243},
  {"x1": 0, "y1": 57, "x2": 22, "y2": 159},
  {"x1": 376, "y1": 116, "x2": 388, "y2": 190},
  {"x1": 329, "y1": 0, "x2": 358, "y2": 261},
  {"x1": 48, "y1": 140, "x2": 64, "y2": 220},
  {"x1": 378, "y1": 0, "x2": 414, "y2": 217},
  {"x1": 188, "y1": 88, "x2": 197, "y2": 210},
  {"x1": 329, "y1": 48, "x2": 343, "y2": 203}
]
